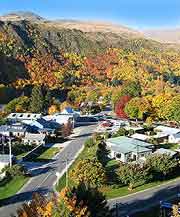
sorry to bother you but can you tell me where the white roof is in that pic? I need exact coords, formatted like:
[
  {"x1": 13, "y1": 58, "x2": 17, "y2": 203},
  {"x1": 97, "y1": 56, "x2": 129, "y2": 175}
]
[
  {"x1": 131, "y1": 133, "x2": 150, "y2": 141},
  {"x1": 125, "y1": 126, "x2": 144, "y2": 131},
  {"x1": 7, "y1": 113, "x2": 42, "y2": 120},
  {"x1": 24, "y1": 133, "x2": 46, "y2": 141},
  {"x1": 154, "y1": 148, "x2": 177, "y2": 157},
  {"x1": 43, "y1": 114, "x2": 72, "y2": 125},
  {"x1": 155, "y1": 126, "x2": 180, "y2": 135}
]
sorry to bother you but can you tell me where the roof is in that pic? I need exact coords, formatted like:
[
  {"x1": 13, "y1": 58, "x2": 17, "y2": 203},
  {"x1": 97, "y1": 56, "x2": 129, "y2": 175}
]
[
  {"x1": 107, "y1": 136, "x2": 153, "y2": 154},
  {"x1": 24, "y1": 133, "x2": 46, "y2": 141},
  {"x1": 171, "y1": 133, "x2": 180, "y2": 139},
  {"x1": 125, "y1": 126, "x2": 144, "y2": 131},
  {"x1": 155, "y1": 126, "x2": 180, "y2": 135},
  {"x1": 0, "y1": 154, "x2": 12, "y2": 163},
  {"x1": 43, "y1": 114, "x2": 73, "y2": 125},
  {"x1": 131, "y1": 133, "x2": 150, "y2": 141},
  {"x1": 7, "y1": 113, "x2": 42, "y2": 120},
  {"x1": 154, "y1": 148, "x2": 177, "y2": 157},
  {"x1": 61, "y1": 107, "x2": 74, "y2": 114},
  {"x1": 0, "y1": 125, "x2": 26, "y2": 133}
]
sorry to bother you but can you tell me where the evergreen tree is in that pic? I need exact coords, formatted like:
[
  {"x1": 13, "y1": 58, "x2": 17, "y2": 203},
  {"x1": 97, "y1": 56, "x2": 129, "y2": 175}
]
[
  {"x1": 44, "y1": 89, "x2": 52, "y2": 113},
  {"x1": 30, "y1": 85, "x2": 44, "y2": 113}
]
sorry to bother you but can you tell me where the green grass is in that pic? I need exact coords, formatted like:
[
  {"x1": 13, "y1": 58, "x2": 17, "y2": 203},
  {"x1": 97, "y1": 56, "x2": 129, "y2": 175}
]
[
  {"x1": 26, "y1": 147, "x2": 60, "y2": 162},
  {"x1": 0, "y1": 176, "x2": 29, "y2": 200},
  {"x1": 56, "y1": 141, "x2": 180, "y2": 200},
  {"x1": 37, "y1": 147, "x2": 60, "y2": 160},
  {"x1": 159, "y1": 143, "x2": 180, "y2": 150}
]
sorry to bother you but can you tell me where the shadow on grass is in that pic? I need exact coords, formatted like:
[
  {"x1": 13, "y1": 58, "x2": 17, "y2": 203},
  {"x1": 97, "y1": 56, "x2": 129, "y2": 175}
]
[{"x1": 0, "y1": 186, "x2": 50, "y2": 208}]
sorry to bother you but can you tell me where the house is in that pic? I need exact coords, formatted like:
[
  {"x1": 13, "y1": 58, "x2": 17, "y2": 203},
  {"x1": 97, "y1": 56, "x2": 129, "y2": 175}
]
[
  {"x1": 153, "y1": 148, "x2": 178, "y2": 158},
  {"x1": 7, "y1": 113, "x2": 42, "y2": 123},
  {"x1": 154, "y1": 126, "x2": 180, "y2": 143},
  {"x1": 21, "y1": 118, "x2": 61, "y2": 136},
  {"x1": 0, "y1": 123, "x2": 27, "y2": 138},
  {"x1": 125, "y1": 126, "x2": 145, "y2": 134},
  {"x1": 22, "y1": 133, "x2": 46, "y2": 146},
  {"x1": 106, "y1": 136, "x2": 153, "y2": 163},
  {"x1": 131, "y1": 133, "x2": 150, "y2": 142},
  {"x1": 44, "y1": 114, "x2": 74, "y2": 137},
  {"x1": 169, "y1": 133, "x2": 180, "y2": 144}
]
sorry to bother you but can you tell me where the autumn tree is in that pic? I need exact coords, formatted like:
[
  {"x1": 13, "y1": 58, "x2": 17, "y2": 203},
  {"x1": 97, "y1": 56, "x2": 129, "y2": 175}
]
[
  {"x1": 114, "y1": 95, "x2": 131, "y2": 118},
  {"x1": 30, "y1": 85, "x2": 44, "y2": 113},
  {"x1": 70, "y1": 159, "x2": 106, "y2": 187},
  {"x1": 58, "y1": 184, "x2": 111, "y2": 217},
  {"x1": 17, "y1": 193, "x2": 53, "y2": 217}
]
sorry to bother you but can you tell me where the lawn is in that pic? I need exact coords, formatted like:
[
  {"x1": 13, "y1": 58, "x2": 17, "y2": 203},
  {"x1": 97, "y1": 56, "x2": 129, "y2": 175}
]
[
  {"x1": 25, "y1": 146, "x2": 60, "y2": 162},
  {"x1": 159, "y1": 143, "x2": 180, "y2": 150},
  {"x1": 0, "y1": 176, "x2": 29, "y2": 201},
  {"x1": 56, "y1": 139, "x2": 180, "y2": 200},
  {"x1": 37, "y1": 147, "x2": 60, "y2": 160}
]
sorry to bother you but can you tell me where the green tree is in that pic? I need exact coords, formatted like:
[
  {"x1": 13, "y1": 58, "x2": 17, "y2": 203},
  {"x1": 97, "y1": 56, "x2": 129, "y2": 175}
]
[
  {"x1": 44, "y1": 89, "x2": 52, "y2": 113},
  {"x1": 121, "y1": 81, "x2": 142, "y2": 97},
  {"x1": 70, "y1": 159, "x2": 106, "y2": 187},
  {"x1": 146, "y1": 154, "x2": 178, "y2": 178},
  {"x1": 116, "y1": 163, "x2": 151, "y2": 190},
  {"x1": 30, "y1": 85, "x2": 44, "y2": 113},
  {"x1": 165, "y1": 95, "x2": 180, "y2": 121},
  {"x1": 112, "y1": 128, "x2": 128, "y2": 137},
  {"x1": 4, "y1": 96, "x2": 30, "y2": 113},
  {"x1": 96, "y1": 141, "x2": 110, "y2": 167}
]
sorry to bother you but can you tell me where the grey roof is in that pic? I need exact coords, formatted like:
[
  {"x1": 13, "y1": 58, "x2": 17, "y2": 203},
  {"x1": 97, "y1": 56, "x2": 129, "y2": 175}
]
[
  {"x1": 154, "y1": 148, "x2": 177, "y2": 157},
  {"x1": 107, "y1": 136, "x2": 153, "y2": 154}
]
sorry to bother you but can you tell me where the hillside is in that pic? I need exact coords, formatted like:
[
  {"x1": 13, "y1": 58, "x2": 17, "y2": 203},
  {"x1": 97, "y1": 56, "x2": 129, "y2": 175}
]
[
  {"x1": 0, "y1": 11, "x2": 176, "y2": 58},
  {"x1": 0, "y1": 12, "x2": 179, "y2": 105},
  {"x1": 144, "y1": 28, "x2": 180, "y2": 44}
]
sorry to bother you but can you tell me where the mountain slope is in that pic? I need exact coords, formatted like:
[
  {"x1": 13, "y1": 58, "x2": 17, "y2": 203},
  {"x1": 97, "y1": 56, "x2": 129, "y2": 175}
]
[{"x1": 144, "y1": 28, "x2": 180, "y2": 44}]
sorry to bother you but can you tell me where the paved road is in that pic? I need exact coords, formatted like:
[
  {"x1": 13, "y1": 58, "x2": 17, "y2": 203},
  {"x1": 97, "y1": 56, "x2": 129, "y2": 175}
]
[
  {"x1": 109, "y1": 177, "x2": 180, "y2": 216},
  {"x1": 0, "y1": 125, "x2": 94, "y2": 217}
]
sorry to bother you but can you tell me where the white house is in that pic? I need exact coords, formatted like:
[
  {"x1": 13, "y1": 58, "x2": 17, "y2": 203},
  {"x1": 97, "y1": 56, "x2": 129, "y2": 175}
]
[
  {"x1": 131, "y1": 133, "x2": 150, "y2": 142},
  {"x1": 0, "y1": 124, "x2": 27, "y2": 138},
  {"x1": 22, "y1": 133, "x2": 46, "y2": 146},
  {"x1": 106, "y1": 136, "x2": 153, "y2": 163},
  {"x1": 169, "y1": 133, "x2": 180, "y2": 144},
  {"x1": 154, "y1": 126, "x2": 180, "y2": 143}
]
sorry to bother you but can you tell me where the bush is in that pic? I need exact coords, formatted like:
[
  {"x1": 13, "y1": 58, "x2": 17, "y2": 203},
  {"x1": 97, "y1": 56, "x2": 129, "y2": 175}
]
[
  {"x1": 85, "y1": 138, "x2": 95, "y2": 148},
  {"x1": 3, "y1": 164, "x2": 26, "y2": 177},
  {"x1": 112, "y1": 128, "x2": 128, "y2": 137}
]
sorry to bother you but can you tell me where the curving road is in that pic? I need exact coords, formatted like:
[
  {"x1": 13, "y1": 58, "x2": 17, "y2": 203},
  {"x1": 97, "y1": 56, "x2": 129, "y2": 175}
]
[{"x1": 0, "y1": 125, "x2": 94, "y2": 217}]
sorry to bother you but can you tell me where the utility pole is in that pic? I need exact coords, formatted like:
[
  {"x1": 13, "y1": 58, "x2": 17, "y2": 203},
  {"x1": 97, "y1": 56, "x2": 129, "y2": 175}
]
[{"x1": 8, "y1": 137, "x2": 12, "y2": 168}]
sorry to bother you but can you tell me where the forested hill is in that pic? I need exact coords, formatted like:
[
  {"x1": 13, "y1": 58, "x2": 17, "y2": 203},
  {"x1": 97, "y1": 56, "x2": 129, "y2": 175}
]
[
  {"x1": 0, "y1": 12, "x2": 180, "y2": 104},
  {"x1": 0, "y1": 12, "x2": 178, "y2": 58}
]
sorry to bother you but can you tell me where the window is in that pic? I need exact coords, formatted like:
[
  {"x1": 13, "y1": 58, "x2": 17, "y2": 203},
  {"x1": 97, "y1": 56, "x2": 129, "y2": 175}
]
[{"x1": 116, "y1": 153, "x2": 121, "y2": 159}]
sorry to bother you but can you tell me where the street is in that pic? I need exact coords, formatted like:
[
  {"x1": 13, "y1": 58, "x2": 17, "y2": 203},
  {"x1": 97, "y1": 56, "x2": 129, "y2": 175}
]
[
  {"x1": 108, "y1": 177, "x2": 180, "y2": 216},
  {"x1": 0, "y1": 125, "x2": 94, "y2": 217}
]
